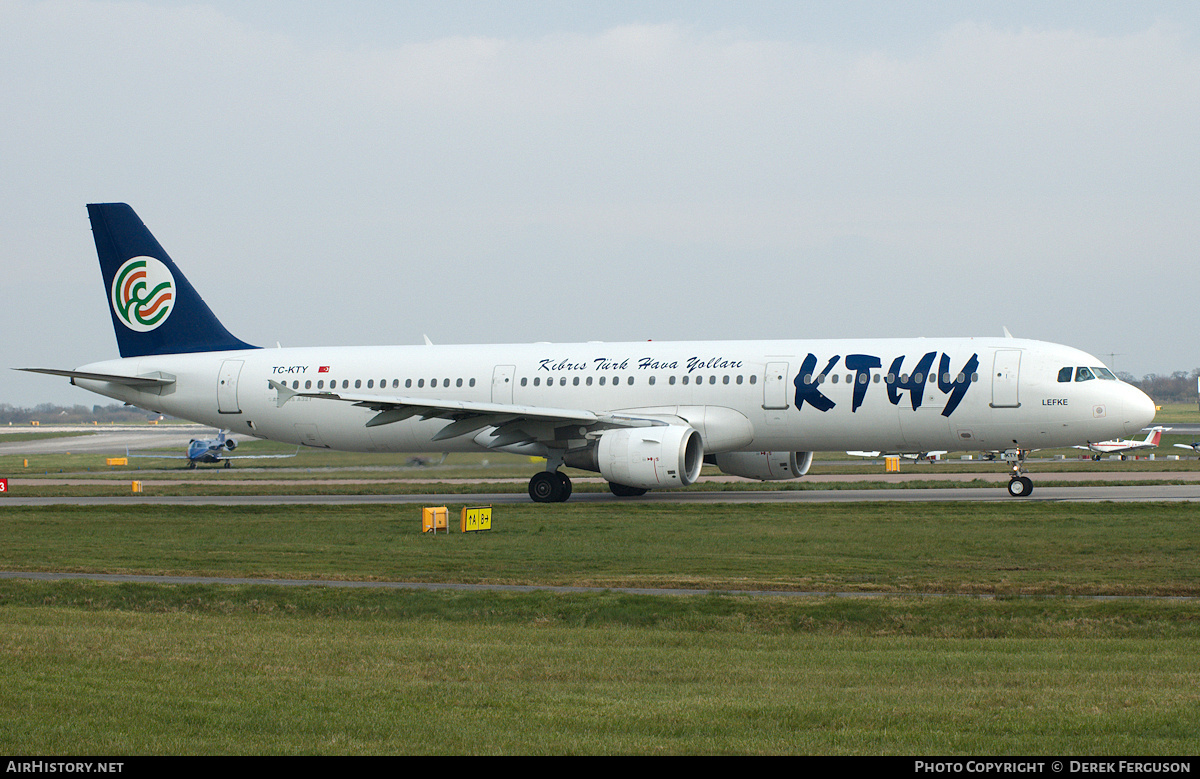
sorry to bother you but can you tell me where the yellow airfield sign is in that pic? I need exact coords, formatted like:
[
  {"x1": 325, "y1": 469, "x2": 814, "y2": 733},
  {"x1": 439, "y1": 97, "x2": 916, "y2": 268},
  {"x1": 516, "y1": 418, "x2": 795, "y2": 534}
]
[{"x1": 461, "y1": 505, "x2": 493, "y2": 533}]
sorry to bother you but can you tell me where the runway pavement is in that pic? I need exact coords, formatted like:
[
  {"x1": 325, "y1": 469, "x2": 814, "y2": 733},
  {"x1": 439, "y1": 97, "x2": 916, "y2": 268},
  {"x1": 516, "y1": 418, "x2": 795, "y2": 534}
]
[
  {"x1": 0, "y1": 424, "x2": 208, "y2": 455},
  {"x1": 5, "y1": 483, "x2": 1200, "y2": 505}
]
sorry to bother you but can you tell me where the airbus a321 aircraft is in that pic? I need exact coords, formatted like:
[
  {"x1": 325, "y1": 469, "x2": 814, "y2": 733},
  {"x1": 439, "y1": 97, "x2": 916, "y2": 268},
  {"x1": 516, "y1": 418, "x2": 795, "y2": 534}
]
[{"x1": 20, "y1": 204, "x2": 1157, "y2": 502}]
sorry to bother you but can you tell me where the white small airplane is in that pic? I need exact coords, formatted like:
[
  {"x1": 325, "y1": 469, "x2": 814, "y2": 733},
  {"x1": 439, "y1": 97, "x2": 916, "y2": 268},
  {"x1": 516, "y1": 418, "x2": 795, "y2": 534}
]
[
  {"x1": 19, "y1": 203, "x2": 1159, "y2": 501},
  {"x1": 1173, "y1": 441, "x2": 1200, "y2": 454},
  {"x1": 127, "y1": 430, "x2": 297, "y2": 469},
  {"x1": 1074, "y1": 426, "x2": 1168, "y2": 460},
  {"x1": 847, "y1": 450, "x2": 947, "y2": 461}
]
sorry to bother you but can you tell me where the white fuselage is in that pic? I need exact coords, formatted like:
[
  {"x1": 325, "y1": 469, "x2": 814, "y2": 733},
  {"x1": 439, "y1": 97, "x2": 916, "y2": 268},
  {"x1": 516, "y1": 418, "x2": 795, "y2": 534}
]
[{"x1": 72, "y1": 336, "x2": 1156, "y2": 457}]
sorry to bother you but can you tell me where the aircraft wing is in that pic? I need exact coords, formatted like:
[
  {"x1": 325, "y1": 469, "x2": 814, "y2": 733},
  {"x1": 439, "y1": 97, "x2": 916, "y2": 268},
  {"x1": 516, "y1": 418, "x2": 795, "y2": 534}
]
[
  {"x1": 269, "y1": 380, "x2": 668, "y2": 445},
  {"x1": 847, "y1": 450, "x2": 947, "y2": 459},
  {"x1": 125, "y1": 450, "x2": 298, "y2": 460}
]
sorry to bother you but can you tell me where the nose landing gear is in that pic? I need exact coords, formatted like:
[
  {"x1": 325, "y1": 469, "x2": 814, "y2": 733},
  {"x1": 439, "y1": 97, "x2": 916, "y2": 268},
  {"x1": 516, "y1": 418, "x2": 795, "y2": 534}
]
[{"x1": 1001, "y1": 449, "x2": 1033, "y2": 497}]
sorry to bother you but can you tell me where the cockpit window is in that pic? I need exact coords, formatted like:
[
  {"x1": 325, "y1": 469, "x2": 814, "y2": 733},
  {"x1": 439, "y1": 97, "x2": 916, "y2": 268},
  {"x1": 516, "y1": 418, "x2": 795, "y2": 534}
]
[
  {"x1": 1057, "y1": 367, "x2": 1073, "y2": 383},
  {"x1": 1092, "y1": 367, "x2": 1117, "y2": 380},
  {"x1": 1075, "y1": 367, "x2": 1095, "y2": 382}
]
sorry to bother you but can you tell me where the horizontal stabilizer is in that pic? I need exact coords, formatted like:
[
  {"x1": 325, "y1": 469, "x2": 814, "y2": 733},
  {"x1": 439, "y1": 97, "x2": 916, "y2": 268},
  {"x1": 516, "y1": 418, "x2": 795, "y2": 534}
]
[{"x1": 16, "y1": 367, "x2": 176, "y2": 387}]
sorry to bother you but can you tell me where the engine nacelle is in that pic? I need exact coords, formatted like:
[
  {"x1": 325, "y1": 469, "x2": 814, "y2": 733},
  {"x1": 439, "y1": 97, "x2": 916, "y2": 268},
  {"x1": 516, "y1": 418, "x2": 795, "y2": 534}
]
[
  {"x1": 596, "y1": 425, "x2": 704, "y2": 490},
  {"x1": 223, "y1": 438, "x2": 238, "y2": 451},
  {"x1": 712, "y1": 451, "x2": 813, "y2": 481}
]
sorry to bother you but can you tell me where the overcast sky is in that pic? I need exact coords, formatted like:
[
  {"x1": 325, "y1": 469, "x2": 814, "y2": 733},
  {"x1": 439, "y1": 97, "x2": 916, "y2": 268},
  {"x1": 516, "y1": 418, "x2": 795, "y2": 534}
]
[{"x1": 3, "y1": 0, "x2": 1198, "y2": 407}]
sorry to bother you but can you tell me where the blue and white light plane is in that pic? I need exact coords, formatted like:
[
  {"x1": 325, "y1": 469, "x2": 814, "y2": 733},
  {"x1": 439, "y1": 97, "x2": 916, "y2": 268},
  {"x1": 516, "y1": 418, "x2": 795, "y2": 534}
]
[
  {"x1": 126, "y1": 430, "x2": 297, "y2": 469},
  {"x1": 20, "y1": 204, "x2": 1157, "y2": 501}
]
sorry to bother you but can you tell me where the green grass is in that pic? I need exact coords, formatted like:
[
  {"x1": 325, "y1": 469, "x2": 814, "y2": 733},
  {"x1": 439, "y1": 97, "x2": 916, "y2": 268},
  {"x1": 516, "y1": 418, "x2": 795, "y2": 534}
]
[
  {"x1": 2, "y1": 501, "x2": 1199, "y2": 754},
  {"x1": 1153, "y1": 402, "x2": 1200, "y2": 424},
  {"x1": 1, "y1": 583, "x2": 1197, "y2": 754},
  {"x1": 2, "y1": 502, "x2": 1199, "y2": 595}
]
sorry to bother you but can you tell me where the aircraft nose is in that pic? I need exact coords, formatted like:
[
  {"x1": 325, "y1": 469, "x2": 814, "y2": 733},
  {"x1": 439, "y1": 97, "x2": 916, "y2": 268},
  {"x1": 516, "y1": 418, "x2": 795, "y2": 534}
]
[{"x1": 1122, "y1": 384, "x2": 1157, "y2": 435}]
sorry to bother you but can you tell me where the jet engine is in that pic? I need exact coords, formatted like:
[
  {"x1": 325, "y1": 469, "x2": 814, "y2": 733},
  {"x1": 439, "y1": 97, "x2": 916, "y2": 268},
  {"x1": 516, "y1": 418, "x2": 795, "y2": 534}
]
[
  {"x1": 223, "y1": 438, "x2": 237, "y2": 451},
  {"x1": 594, "y1": 425, "x2": 704, "y2": 490},
  {"x1": 711, "y1": 451, "x2": 813, "y2": 480}
]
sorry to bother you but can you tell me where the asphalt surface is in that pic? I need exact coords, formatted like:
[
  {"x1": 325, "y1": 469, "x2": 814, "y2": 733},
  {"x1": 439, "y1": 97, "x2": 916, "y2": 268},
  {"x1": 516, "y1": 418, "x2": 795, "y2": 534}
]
[{"x1": 5, "y1": 483, "x2": 1200, "y2": 506}]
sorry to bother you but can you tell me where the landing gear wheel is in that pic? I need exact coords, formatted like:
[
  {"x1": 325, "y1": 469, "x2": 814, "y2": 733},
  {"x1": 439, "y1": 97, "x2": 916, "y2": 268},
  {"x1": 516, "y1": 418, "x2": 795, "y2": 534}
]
[
  {"x1": 529, "y1": 471, "x2": 571, "y2": 503},
  {"x1": 1007, "y1": 476, "x2": 1034, "y2": 497},
  {"x1": 556, "y1": 472, "x2": 572, "y2": 501},
  {"x1": 608, "y1": 482, "x2": 648, "y2": 497}
]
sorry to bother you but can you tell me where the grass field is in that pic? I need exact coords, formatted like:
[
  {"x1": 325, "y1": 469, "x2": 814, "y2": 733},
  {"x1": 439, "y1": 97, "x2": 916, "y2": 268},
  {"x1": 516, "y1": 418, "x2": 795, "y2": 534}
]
[{"x1": 1, "y1": 500, "x2": 1198, "y2": 754}]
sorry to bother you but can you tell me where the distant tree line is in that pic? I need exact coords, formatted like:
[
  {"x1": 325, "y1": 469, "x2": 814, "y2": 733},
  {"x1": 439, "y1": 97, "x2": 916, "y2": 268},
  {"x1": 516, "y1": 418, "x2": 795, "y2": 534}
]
[
  {"x1": 1117, "y1": 370, "x2": 1200, "y2": 403},
  {"x1": 0, "y1": 403, "x2": 171, "y2": 425}
]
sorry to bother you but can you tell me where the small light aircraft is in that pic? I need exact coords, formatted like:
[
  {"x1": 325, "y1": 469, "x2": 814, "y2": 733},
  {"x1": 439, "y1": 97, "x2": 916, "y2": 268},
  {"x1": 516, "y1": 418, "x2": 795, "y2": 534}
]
[
  {"x1": 128, "y1": 430, "x2": 297, "y2": 469},
  {"x1": 1173, "y1": 441, "x2": 1200, "y2": 454},
  {"x1": 847, "y1": 450, "x2": 948, "y2": 461},
  {"x1": 1073, "y1": 426, "x2": 1168, "y2": 460}
]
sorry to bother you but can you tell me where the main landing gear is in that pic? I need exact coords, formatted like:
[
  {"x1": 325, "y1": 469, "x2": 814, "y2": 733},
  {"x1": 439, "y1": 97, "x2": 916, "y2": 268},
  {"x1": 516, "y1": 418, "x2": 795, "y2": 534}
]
[
  {"x1": 528, "y1": 470, "x2": 572, "y2": 503},
  {"x1": 1001, "y1": 449, "x2": 1033, "y2": 497}
]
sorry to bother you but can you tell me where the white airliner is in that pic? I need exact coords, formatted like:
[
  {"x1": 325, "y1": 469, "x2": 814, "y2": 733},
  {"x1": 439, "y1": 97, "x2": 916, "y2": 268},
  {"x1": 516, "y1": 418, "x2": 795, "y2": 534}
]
[
  {"x1": 1073, "y1": 426, "x2": 1168, "y2": 460},
  {"x1": 19, "y1": 204, "x2": 1157, "y2": 501}
]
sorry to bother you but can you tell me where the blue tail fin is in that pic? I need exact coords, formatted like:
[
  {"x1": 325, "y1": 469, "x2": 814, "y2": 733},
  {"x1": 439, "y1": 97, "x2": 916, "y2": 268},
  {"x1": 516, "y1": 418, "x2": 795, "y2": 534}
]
[{"x1": 88, "y1": 203, "x2": 257, "y2": 357}]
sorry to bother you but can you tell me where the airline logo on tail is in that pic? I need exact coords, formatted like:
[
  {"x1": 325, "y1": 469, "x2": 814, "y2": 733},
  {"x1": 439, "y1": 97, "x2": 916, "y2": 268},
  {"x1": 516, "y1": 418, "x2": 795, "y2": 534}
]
[{"x1": 111, "y1": 256, "x2": 175, "y2": 332}]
